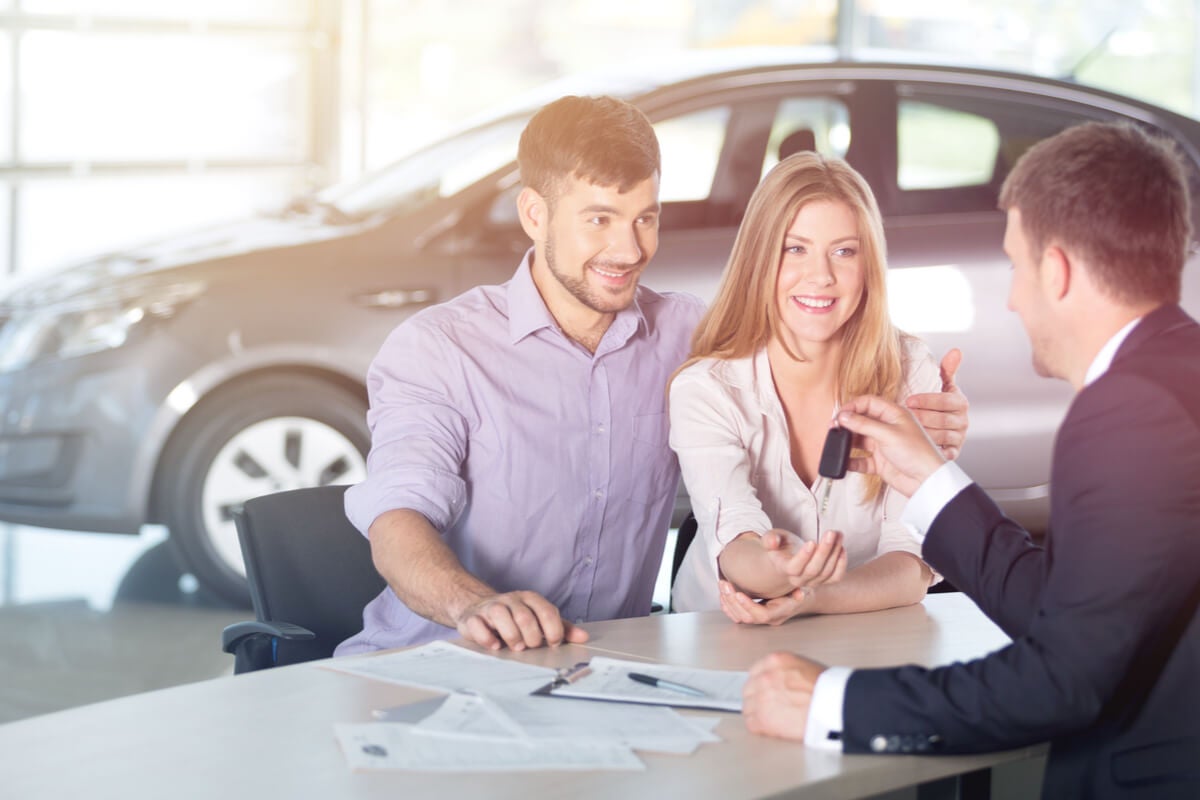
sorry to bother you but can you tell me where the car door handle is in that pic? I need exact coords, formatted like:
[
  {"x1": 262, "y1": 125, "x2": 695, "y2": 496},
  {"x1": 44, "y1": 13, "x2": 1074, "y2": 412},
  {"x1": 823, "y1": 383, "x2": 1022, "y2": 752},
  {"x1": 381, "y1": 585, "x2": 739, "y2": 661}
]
[{"x1": 352, "y1": 288, "x2": 436, "y2": 309}]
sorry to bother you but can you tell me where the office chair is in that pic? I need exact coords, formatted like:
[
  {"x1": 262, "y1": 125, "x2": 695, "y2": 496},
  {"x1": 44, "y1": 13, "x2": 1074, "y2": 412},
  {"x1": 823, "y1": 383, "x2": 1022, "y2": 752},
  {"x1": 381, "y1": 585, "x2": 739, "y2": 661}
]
[
  {"x1": 666, "y1": 511, "x2": 698, "y2": 613},
  {"x1": 220, "y1": 485, "x2": 386, "y2": 673},
  {"x1": 671, "y1": 512, "x2": 697, "y2": 588}
]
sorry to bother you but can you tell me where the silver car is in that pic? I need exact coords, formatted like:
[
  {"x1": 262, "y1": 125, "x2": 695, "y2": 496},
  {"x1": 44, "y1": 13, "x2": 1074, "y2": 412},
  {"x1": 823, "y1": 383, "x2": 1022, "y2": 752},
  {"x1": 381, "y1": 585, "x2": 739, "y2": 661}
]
[{"x1": 2, "y1": 55, "x2": 1199, "y2": 604}]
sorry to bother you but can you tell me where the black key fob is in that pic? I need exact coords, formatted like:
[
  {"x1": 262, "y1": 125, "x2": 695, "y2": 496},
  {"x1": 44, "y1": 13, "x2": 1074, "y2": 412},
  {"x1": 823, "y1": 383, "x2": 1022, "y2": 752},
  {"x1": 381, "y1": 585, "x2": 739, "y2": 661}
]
[{"x1": 818, "y1": 426, "x2": 852, "y2": 480}]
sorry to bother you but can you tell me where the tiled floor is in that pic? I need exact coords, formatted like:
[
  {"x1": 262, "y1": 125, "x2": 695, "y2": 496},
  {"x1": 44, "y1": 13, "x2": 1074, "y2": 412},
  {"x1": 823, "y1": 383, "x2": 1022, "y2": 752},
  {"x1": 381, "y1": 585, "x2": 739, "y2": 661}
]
[{"x1": 0, "y1": 525, "x2": 247, "y2": 725}]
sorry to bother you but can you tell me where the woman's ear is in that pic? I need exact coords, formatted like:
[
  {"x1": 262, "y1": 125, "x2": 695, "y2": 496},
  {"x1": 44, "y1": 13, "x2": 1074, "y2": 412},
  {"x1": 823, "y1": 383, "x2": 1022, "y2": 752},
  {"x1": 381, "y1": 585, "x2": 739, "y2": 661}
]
[{"x1": 517, "y1": 186, "x2": 548, "y2": 242}]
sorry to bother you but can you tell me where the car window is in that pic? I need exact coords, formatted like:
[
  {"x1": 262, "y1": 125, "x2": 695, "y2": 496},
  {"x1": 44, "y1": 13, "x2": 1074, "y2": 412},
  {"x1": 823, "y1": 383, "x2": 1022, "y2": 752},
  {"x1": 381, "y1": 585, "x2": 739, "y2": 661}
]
[
  {"x1": 762, "y1": 97, "x2": 851, "y2": 178},
  {"x1": 654, "y1": 106, "x2": 730, "y2": 203},
  {"x1": 319, "y1": 115, "x2": 530, "y2": 219},
  {"x1": 891, "y1": 85, "x2": 1117, "y2": 215},
  {"x1": 482, "y1": 106, "x2": 733, "y2": 232},
  {"x1": 898, "y1": 101, "x2": 999, "y2": 190}
]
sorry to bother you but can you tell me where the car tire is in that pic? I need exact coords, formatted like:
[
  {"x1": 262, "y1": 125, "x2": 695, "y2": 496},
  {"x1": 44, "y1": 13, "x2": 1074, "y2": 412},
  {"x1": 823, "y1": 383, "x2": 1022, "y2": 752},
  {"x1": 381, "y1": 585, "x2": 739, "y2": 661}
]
[{"x1": 157, "y1": 374, "x2": 370, "y2": 607}]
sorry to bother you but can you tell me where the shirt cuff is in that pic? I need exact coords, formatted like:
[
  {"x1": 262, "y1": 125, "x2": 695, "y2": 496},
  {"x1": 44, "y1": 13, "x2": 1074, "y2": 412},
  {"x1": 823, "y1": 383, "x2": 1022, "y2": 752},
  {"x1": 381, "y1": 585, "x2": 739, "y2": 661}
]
[
  {"x1": 899, "y1": 461, "x2": 972, "y2": 544},
  {"x1": 804, "y1": 666, "x2": 852, "y2": 751}
]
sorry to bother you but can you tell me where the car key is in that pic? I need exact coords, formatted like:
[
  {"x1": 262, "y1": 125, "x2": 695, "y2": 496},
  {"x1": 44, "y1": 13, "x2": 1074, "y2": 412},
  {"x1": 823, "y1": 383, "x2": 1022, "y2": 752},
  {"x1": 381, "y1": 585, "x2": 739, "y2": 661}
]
[{"x1": 818, "y1": 426, "x2": 852, "y2": 480}]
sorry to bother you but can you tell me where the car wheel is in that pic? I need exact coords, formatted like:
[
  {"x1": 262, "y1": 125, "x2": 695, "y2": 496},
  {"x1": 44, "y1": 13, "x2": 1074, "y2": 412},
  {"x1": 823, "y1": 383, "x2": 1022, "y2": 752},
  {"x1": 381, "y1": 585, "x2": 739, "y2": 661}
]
[{"x1": 158, "y1": 374, "x2": 369, "y2": 606}]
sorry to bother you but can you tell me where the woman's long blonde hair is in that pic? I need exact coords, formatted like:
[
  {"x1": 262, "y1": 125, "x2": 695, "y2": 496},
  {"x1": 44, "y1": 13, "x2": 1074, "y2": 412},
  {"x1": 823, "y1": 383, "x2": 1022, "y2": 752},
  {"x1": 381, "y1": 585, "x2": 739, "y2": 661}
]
[{"x1": 675, "y1": 152, "x2": 906, "y2": 500}]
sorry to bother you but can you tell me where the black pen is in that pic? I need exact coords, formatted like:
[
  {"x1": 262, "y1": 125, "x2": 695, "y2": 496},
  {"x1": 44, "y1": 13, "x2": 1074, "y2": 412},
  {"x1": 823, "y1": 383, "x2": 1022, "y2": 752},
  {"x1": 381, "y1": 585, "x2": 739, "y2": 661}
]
[{"x1": 627, "y1": 671, "x2": 708, "y2": 697}]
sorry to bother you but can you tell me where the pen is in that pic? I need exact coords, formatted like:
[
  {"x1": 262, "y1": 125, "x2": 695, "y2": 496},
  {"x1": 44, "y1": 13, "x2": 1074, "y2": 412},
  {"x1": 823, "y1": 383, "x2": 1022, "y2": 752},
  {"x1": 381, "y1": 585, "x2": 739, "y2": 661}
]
[{"x1": 627, "y1": 671, "x2": 708, "y2": 697}]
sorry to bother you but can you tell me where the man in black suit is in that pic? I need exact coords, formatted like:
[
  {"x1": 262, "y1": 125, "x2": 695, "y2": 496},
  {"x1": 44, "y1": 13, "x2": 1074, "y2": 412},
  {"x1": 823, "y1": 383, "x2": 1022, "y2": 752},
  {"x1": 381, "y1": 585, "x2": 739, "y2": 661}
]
[{"x1": 740, "y1": 121, "x2": 1200, "y2": 799}]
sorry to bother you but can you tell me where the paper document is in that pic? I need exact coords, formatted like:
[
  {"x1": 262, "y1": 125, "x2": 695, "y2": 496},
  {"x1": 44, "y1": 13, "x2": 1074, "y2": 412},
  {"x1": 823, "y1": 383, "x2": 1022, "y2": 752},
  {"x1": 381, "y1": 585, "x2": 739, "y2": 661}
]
[
  {"x1": 323, "y1": 639, "x2": 557, "y2": 695},
  {"x1": 331, "y1": 646, "x2": 734, "y2": 772},
  {"x1": 334, "y1": 722, "x2": 645, "y2": 772},
  {"x1": 534, "y1": 656, "x2": 747, "y2": 712},
  {"x1": 378, "y1": 690, "x2": 722, "y2": 755}
]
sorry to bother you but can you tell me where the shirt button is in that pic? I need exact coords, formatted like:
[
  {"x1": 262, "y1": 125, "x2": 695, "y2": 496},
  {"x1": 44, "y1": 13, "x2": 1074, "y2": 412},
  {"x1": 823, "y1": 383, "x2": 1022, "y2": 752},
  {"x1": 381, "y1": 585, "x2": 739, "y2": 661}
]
[
  {"x1": 597, "y1": 424, "x2": 606, "y2": 433},
  {"x1": 584, "y1": 556, "x2": 593, "y2": 565},
  {"x1": 594, "y1": 489, "x2": 604, "y2": 498}
]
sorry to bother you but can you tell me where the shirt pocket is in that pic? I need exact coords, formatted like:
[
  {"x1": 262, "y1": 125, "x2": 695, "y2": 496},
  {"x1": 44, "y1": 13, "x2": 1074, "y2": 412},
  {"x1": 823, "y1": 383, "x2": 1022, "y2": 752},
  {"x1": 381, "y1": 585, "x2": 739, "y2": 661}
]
[{"x1": 625, "y1": 412, "x2": 675, "y2": 506}]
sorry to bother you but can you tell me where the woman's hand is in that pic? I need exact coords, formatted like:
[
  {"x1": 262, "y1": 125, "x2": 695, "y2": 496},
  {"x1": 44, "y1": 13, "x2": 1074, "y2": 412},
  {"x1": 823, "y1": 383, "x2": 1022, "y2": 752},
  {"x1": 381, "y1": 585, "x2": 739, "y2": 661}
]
[
  {"x1": 762, "y1": 529, "x2": 847, "y2": 591},
  {"x1": 719, "y1": 579, "x2": 815, "y2": 625},
  {"x1": 719, "y1": 530, "x2": 847, "y2": 625}
]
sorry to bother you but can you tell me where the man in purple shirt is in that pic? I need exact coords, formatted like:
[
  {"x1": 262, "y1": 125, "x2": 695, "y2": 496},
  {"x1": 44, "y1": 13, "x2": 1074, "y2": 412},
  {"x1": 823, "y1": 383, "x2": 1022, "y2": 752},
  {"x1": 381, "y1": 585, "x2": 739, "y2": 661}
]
[{"x1": 337, "y1": 95, "x2": 969, "y2": 655}]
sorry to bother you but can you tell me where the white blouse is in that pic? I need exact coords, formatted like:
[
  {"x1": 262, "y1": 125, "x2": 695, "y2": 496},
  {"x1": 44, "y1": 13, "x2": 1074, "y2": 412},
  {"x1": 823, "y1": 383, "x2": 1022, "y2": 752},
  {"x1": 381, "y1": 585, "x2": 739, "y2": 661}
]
[{"x1": 668, "y1": 339, "x2": 940, "y2": 612}]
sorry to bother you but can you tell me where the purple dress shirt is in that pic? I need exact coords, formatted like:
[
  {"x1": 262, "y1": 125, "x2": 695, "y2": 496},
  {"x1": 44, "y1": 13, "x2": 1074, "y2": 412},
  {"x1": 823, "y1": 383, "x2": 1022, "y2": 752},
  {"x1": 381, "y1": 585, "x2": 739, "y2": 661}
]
[{"x1": 335, "y1": 253, "x2": 705, "y2": 654}]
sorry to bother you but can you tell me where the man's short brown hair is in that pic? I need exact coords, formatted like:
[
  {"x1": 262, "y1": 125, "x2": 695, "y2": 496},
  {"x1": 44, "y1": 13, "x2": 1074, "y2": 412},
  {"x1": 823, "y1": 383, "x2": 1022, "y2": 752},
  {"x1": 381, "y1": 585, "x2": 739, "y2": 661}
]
[
  {"x1": 999, "y1": 121, "x2": 1192, "y2": 305},
  {"x1": 518, "y1": 95, "x2": 660, "y2": 208}
]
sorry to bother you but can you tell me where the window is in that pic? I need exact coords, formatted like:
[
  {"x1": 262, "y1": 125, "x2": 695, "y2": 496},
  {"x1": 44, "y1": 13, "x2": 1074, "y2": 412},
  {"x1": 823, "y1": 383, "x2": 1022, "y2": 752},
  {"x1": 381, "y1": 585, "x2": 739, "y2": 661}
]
[
  {"x1": 763, "y1": 96, "x2": 851, "y2": 178},
  {"x1": 891, "y1": 85, "x2": 1116, "y2": 215},
  {"x1": 21, "y1": 31, "x2": 310, "y2": 163},
  {"x1": 898, "y1": 101, "x2": 999, "y2": 190},
  {"x1": 20, "y1": 172, "x2": 302, "y2": 275},
  {"x1": 322, "y1": 115, "x2": 529, "y2": 220},
  {"x1": 654, "y1": 106, "x2": 730, "y2": 203},
  {"x1": 22, "y1": 0, "x2": 309, "y2": 24}
]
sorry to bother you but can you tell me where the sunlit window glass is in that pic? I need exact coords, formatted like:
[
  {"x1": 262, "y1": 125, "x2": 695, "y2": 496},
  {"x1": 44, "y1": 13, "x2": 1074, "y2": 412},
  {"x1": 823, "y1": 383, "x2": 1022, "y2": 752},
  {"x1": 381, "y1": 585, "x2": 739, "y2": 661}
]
[
  {"x1": 19, "y1": 171, "x2": 302, "y2": 275},
  {"x1": 898, "y1": 101, "x2": 1000, "y2": 190},
  {"x1": 0, "y1": 34, "x2": 10, "y2": 162},
  {"x1": 0, "y1": 184, "x2": 10, "y2": 275},
  {"x1": 22, "y1": 0, "x2": 310, "y2": 24},
  {"x1": 654, "y1": 106, "x2": 730, "y2": 203},
  {"x1": 21, "y1": 31, "x2": 309, "y2": 163},
  {"x1": 321, "y1": 115, "x2": 528, "y2": 220},
  {"x1": 763, "y1": 96, "x2": 850, "y2": 178}
]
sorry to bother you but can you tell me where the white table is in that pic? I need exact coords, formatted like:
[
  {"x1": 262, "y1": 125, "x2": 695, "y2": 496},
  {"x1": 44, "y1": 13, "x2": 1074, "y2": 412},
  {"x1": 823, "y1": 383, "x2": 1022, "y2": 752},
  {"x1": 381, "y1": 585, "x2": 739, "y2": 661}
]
[{"x1": 0, "y1": 594, "x2": 1044, "y2": 799}]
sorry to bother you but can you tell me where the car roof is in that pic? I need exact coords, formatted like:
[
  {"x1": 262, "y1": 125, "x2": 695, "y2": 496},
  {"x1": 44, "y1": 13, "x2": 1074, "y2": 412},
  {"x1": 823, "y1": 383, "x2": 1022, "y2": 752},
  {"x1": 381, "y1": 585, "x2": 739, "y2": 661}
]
[{"x1": 457, "y1": 48, "x2": 1200, "y2": 148}]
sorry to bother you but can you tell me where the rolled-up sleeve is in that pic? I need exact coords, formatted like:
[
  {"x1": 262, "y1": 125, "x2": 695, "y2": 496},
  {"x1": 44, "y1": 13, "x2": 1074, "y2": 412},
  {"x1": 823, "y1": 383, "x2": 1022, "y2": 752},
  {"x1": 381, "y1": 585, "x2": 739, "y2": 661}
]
[
  {"x1": 345, "y1": 320, "x2": 470, "y2": 537},
  {"x1": 668, "y1": 368, "x2": 772, "y2": 569}
]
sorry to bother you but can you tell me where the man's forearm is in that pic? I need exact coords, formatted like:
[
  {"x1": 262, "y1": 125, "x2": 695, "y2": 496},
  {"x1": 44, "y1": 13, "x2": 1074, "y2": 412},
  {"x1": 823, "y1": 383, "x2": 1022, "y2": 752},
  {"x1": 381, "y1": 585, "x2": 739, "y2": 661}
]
[{"x1": 368, "y1": 509, "x2": 496, "y2": 628}]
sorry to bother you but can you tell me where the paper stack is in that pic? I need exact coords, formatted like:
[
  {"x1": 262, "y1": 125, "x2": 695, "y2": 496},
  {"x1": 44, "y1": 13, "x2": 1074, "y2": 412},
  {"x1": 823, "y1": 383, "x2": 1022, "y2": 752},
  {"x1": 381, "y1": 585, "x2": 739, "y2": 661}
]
[{"x1": 327, "y1": 641, "x2": 731, "y2": 771}]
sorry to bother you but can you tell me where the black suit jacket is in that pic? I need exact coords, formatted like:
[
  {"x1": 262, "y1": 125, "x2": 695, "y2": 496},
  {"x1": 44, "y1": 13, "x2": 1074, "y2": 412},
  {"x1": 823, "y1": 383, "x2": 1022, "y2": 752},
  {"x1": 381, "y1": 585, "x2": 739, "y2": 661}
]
[{"x1": 843, "y1": 304, "x2": 1200, "y2": 799}]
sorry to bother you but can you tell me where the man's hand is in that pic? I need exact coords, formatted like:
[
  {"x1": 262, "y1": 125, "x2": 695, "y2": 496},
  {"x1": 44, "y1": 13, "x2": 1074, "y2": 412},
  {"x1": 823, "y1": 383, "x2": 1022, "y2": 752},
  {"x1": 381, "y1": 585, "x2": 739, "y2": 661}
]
[
  {"x1": 453, "y1": 591, "x2": 589, "y2": 651},
  {"x1": 743, "y1": 652, "x2": 827, "y2": 741},
  {"x1": 905, "y1": 348, "x2": 969, "y2": 460},
  {"x1": 837, "y1": 395, "x2": 946, "y2": 497}
]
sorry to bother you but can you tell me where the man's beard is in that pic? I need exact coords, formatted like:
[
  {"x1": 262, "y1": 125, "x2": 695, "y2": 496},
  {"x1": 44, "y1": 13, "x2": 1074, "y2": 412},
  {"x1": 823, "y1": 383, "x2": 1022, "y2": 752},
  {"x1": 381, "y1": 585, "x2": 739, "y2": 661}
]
[{"x1": 545, "y1": 235, "x2": 643, "y2": 315}]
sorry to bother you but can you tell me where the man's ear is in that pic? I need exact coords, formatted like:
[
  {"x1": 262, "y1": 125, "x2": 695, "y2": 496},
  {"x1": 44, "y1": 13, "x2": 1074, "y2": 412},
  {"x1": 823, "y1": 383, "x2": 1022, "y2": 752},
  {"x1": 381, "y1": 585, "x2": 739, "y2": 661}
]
[
  {"x1": 1040, "y1": 244, "x2": 1071, "y2": 302},
  {"x1": 517, "y1": 186, "x2": 548, "y2": 241}
]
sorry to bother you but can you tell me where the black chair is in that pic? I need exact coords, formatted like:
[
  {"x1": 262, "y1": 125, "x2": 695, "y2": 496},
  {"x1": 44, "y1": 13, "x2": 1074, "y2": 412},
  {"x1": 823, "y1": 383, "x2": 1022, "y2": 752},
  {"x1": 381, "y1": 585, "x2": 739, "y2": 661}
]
[
  {"x1": 220, "y1": 485, "x2": 386, "y2": 673},
  {"x1": 665, "y1": 511, "x2": 698, "y2": 613},
  {"x1": 671, "y1": 511, "x2": 697, "y2": 588}
]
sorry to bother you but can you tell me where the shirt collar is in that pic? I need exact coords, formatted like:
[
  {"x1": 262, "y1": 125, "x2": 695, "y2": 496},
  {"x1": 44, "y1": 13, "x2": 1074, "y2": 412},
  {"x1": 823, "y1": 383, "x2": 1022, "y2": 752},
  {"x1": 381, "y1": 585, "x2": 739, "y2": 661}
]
[
  {"x1": 1083, "y1": 316, "x2": 1143, "y2": 387},
  {"x1": 507, "y1": 249, "x2": 557, "y2": 344},
  {"x1": 507, "y1": 247, "x2": 649, "y2": 347}
]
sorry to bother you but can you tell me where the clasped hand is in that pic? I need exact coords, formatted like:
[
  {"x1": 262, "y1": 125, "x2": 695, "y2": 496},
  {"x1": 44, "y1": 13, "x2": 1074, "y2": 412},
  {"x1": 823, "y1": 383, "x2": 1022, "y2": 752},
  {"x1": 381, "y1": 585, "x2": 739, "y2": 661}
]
[{"x1": 720, "y1": 529, "x2": 847, "y2": 626}]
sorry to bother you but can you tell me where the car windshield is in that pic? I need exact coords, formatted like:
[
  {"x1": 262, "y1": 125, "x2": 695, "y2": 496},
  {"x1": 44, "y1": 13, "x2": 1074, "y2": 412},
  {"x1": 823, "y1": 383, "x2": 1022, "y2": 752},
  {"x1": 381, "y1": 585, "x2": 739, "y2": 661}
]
[{"x1": 316, "y1": 114, "x2": 531, "y2": 220}]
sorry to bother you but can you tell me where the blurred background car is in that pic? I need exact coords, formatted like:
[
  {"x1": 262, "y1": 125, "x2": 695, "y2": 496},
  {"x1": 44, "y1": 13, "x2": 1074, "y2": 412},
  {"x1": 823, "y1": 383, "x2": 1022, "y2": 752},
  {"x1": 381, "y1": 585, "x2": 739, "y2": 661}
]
[{"x1": 1, "y1": 55, "x2": 1198, "y2": 606}]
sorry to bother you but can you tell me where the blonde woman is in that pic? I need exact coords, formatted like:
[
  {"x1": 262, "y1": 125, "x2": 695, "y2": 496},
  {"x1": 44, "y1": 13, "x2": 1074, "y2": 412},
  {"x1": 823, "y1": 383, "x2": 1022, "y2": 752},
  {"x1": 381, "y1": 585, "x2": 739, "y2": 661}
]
[{"x1": 669, "y1": 152, "x2": 961, "y2": 623}]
